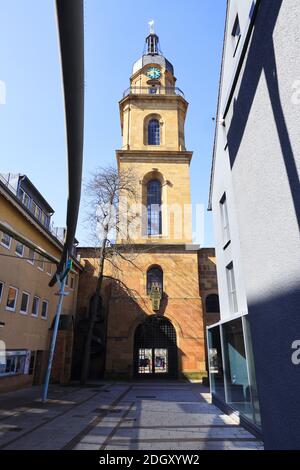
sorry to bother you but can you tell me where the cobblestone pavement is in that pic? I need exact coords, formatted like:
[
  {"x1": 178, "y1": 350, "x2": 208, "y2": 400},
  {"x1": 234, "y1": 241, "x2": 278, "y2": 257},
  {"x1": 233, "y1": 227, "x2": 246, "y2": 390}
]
[{"x1": 0, "y1": 381, "x2": 264, "y2": 450}]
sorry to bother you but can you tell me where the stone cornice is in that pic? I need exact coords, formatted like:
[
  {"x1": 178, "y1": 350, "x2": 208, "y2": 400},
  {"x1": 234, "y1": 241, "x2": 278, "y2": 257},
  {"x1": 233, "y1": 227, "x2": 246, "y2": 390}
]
[{"x1": 116, "y1": 149, "x2": 193, "y2": 164}]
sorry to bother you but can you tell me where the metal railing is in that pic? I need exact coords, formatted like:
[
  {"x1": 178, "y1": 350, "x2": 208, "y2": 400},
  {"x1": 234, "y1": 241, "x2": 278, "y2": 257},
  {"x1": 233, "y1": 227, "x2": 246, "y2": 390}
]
[{"x1": 122, "y1": 86, "x2": 185, "y2": 99}]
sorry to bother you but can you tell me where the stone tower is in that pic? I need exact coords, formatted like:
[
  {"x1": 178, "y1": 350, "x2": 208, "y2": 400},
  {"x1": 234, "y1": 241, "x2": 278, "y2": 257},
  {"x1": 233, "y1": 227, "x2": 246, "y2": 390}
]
[{"x1": 105, "y1": 26, "x2": 206, "y2": 380}]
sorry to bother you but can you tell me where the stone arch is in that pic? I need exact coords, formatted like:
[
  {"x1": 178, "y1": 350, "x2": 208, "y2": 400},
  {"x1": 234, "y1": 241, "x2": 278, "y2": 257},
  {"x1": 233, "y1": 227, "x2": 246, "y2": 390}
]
[{"x1": 133, "y1": 315, "x2": 178, "y2": 378}]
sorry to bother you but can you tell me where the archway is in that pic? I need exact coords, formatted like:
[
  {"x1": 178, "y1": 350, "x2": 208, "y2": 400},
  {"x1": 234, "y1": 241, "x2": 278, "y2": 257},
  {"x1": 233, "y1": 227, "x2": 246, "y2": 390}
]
[{"x1": 133, "y1": 316, "x2": 178, "y2": 378}]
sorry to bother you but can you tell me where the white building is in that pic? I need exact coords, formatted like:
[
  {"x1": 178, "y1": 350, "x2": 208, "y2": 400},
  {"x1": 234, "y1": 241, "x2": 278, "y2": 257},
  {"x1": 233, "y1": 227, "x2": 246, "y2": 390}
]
[{"x1": 208, "y1": 0, "x2": 300, "y2": 449}]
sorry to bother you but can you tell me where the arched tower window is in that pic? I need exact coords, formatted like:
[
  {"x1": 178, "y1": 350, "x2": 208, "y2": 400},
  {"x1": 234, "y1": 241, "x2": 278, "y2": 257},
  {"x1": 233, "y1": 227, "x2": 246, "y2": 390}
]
[
  {"x1": 147, "y1": 179, "x2": 162, "y2": 235},
  {"x1": 205, "y1": 294, "x2": 220, "y2": 313},
  {"x1": 148, "y1": 119, "x2": 160, "y2": 145},
  {"x1": 147, "y1": 266, "x2": 163, "y2": 294}
]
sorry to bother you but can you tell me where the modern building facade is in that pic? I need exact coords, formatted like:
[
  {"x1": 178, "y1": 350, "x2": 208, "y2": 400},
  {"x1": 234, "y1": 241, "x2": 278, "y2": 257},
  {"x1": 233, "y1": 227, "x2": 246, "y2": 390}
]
[
  {"x1": 75, "y1": 29, "x2": 219, "y2": 381},
  {"x1": 209, "y1": 0, "x2": 300, "y2": 448},
  {"x1": 0, "y1": 173, "x2": 81, "y2": 392}
]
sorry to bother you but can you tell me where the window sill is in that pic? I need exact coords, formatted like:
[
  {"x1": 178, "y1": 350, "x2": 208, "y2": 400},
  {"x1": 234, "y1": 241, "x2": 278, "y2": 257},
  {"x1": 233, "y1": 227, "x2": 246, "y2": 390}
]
[
  {"x1": 20, "y1": 311, "x2": 28, "y2": 315},
  {"x1": 0, "y1": 242, "x2": 11, "y2": 250},
  {"x1": 5, "y1": 307, "x2": 16, "y2": 312},
  {"x1": 31, "y1": 314, "x2": 38, "y2": 318}
]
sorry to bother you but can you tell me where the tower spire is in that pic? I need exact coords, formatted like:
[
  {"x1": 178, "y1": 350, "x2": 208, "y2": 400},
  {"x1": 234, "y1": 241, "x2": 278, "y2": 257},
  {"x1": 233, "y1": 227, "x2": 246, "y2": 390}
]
[{"x1": 146, "y1": 20, "x2": 160, "y2": 55}]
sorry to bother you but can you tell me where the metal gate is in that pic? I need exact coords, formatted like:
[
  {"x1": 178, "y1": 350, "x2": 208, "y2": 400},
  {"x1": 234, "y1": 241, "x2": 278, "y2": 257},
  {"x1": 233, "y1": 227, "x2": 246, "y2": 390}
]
[{"x1": 133, "y1": 316, "x2": 178, "y2": 378}]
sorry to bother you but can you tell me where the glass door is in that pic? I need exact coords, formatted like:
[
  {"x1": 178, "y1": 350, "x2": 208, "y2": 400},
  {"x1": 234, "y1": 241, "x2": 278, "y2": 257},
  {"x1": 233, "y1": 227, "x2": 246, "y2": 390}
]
[
  {"x1": 138, "y1": 349, "x2": 152, "y2": 374},
  {"x1": 154, "y1": 348, "x2": 168, "y2": 374}
]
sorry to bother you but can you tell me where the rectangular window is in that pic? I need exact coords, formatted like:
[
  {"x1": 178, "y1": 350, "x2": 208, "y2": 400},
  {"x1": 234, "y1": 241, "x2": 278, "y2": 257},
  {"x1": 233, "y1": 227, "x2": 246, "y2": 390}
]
[
  {"x1": 220, "y1": 193, "x2": 230, "y2": 246},
  {"x1": 232, "y1": 14, "x2": 241, "y2": 55},
  {"x1": 35, "y1": 205, "x2": 42, "y2": 221},
  {"x1": 41, "y1": 300, "x2": 48, "y2": 319},
  {"x1": 1, "y1": 232, "x2": 11, "y2": 249},
  {"x1": 20, "y1": 292, "x2": 30, "y2": 314},
  {"x1": 37, "y1": 255, "x2": 44, "y2": 271},
  {"x1": 0, "y1": 350, "x2": 28, "y2": 377},
  {"x1": 65, "y1": 274, "x2": 69, "y2": 287},
  {"x1": 6, "y1": 286, "x2": 18, "y2": 311},
  {"x1": 19, "y1": 188, "x2": 30, "y2": 208},
  {"x1": 46, "y1": 261, "x2": 52, "y2": 276},
  {"x1": 70, "y1": 275, "x2": 74, "y2": 289},
  {"x1": 15, "y1": 242, "x2": 24, "y2": 257},
  {"x1": 27, "y1": 247, "x2": 35, "y2": 264},
  {"x1": 0, "y1": 281, "x2": 3, "y2": 303},
  {"x1": 226, "y1": 262, "x2": 238, "y2": 313},
  {"x1": 31, "y1": 296, "x2": 40, "y2": 317}
]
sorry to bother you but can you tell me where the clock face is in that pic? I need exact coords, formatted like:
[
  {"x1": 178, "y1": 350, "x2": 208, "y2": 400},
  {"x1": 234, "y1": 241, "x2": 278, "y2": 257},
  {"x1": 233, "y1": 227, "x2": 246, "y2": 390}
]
[{"x1": 146, "y1": 67, "x2": 161, "y2": 79}]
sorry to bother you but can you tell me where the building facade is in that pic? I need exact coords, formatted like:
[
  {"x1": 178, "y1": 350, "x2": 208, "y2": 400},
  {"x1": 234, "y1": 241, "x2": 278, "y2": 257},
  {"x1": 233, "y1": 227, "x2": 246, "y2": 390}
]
[
  {"x1": 76, "y1": 29, "x2": 212, "y2": 381},
  {"x1": 0, "y1": 173, "x2": 81, "y2": 392},
  {"x1": 209, "y1": 0, "x2": 300, "y2": 448}
]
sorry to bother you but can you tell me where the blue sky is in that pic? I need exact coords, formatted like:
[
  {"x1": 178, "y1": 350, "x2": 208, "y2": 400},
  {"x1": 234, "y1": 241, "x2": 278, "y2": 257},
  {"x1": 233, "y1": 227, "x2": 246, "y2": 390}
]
[{"x1": 0, "y1": 0, "x2": 226, "y2": 247}]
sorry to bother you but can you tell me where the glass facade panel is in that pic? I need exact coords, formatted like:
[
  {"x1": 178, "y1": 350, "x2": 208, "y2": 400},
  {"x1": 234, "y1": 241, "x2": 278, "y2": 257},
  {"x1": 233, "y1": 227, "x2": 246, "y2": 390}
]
[
  {"x1": 208, "y1": 326, "x2": 225, "y2": 401},
  {"x1": 222, "y1": 318, "x2": 252, "y2": 418},
  {"x1": 243, "y1": 316, "x2": 261, "y2": 426},
  {"x1": 208, "y1": 316, "x2": 261, "y2": 429}
]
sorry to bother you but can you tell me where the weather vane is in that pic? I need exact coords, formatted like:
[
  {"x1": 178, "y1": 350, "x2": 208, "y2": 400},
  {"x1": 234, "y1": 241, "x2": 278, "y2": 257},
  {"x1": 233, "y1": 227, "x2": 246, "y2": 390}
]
[{"x1": 148, "y1": 20, "x2": 155, "y2": 34}]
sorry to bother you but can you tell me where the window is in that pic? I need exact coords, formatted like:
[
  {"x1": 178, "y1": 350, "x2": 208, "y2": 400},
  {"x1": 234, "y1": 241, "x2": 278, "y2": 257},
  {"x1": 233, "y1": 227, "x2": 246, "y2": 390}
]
[
  {"x1": 15, "y1": 242, "x2": 24, "y2": 257},
  {"x1": 147, "y1": 266, "x2": 163, "y2": 295},
  {"x1": 70, "y1": 275, "x2": 74, "y2": 289},
  {"x1": 27, "y1": 248, "x2": 35, "y2": 264},
  {"x1": 149, "y1": 87, "x2": 158, "y2": 95},
  {"x1": 1, "y1": 232, "x2": 11, "y2": 249},
  {"x1": 20, "y1": 292, "x2": 30, "y2": 314},
  {"x1": 206, "y1": 294, "x2": 220, "y2": 313},
  {"x1": 32, "y1": 296, "x2": 40, "y2": 317},
  {"x1": 0, "y1": 281, "x2": 3, "y2": 303},
  {"x1": 226, "y1": 263, "x2": 238, "y2": 313},
  {"x1": 37, "y1": 255, "x2": 44, "y2": 271},
  {"x1": 6, "y1": 287, "x2": 18, "y2": 311},
  {"x1": 231, "y1": 14, "x2": 241, "y2": 55},
  {"x1": 0, "y1": 350, "x2": 28, "y2": 377},
  {"x1": 147, "y1": 179, "x2": 162, "y2": 236},
  {"x1": 46, "y1": 261, "x2": 52, "y2": 276},
  {"x1": 148, "y1": 119, "x2": 160, "y2": 145},
  {"x1": 65, "y1": 274, "x2": 69, "y2": 287},
  {"x1": 220, "y1": 193, "x2": 230, "y2": 246},
  {"x1": 19, "y1": 188, "x2": 30, "y2": 208},
  {"x1": 41, "y1": 300, "x2": 48, "y2": 319}
]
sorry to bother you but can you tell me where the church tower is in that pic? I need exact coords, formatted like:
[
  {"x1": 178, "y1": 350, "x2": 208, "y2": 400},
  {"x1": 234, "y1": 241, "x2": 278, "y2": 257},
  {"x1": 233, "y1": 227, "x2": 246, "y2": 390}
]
[{"x1": 105, "y1": 24, "x2": 206, "y2": 380}]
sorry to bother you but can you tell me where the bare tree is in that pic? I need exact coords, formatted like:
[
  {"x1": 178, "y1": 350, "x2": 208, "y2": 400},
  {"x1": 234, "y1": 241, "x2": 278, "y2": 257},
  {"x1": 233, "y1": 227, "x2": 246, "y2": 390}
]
[{"x1": 80, "y1": 165, "x2": 139, "y2": 384}]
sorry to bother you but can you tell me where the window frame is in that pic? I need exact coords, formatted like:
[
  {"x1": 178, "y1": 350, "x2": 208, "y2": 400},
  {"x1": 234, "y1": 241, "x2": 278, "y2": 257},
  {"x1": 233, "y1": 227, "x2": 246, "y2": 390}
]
[
  {"x1": 231, "y1": 14, "x2": 241, "y2": 57},
  {"x1": 41, "y1": 300, "x2": 48, "y2": 320},
  {"x1": 37, "y1": 255, "x2": 44, "y2": 271},
  {"x1": 0, "y1": 350, "x2": 28, "y2": 377},
  {"x1": 15, "y1": 241, "x2": 24, "y2": 257},
  {"x1": 5, "y1": 286, "x2": 18, "y2": 312},
  {"x1": 20, "y1": 291, "x2": 30, "y2": 315},
  {"x1": 1, "y1": 232, "x2": 12, "y2": 250},
  {"x1": 46, "y1": 261, "x2": 52, "y2": 276},
  {"x1": 31, "y1": 296, "x2": 40, "y2": 318},
  {"x1": 147, "y1": 179, "x2": 162, "y2": 236},
  {"x1": 220, "y1": 193, "x2": 231, "y2": 248},
  {"x1": 27, "y1": 247, "x2": 35, "y2": 265},
  {"x1": 148, "y1": 118, "x2": 160, "y2": 145},
  {"x1": 226, "y1": 262, "x2": 238, "y2": 314}
]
